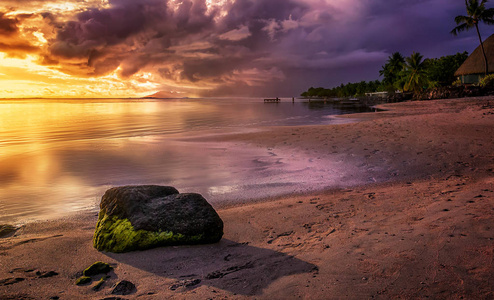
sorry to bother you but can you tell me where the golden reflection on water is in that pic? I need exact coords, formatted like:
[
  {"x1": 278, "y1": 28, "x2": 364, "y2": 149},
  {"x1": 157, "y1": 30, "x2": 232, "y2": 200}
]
[
  {"x1": 0, "y1": 99, "x2": 219, "y2": 223},
  {"x1": 0, "y1": 99, "x2": 216, "y2": 149}
]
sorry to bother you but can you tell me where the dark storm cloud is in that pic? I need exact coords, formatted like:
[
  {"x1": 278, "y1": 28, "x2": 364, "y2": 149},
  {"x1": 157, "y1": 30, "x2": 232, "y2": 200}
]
[
  {"x1": 357, "y1": 0, "x2": 468, "y2": 54},
  {"x1": 46, "y1": 0, "x2": 308, "y2": 81},
  {"x1": 50, "y1": 0, "x2": 163, "y2": 59}
]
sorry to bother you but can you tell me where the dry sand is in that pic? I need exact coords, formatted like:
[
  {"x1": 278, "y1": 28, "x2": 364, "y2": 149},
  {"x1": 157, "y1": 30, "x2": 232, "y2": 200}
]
[{"x1": 1, "y1": 97, "x2": 494, "y2": 299}]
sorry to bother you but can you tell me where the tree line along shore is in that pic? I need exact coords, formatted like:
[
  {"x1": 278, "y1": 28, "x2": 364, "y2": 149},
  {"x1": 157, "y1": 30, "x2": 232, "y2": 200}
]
[{"x1": 301, "y1": 52, "x2": 470, "y2": 99}]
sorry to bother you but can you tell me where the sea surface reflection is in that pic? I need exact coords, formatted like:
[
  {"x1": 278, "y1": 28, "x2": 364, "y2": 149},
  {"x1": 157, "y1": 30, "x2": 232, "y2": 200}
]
[{"x1": 0, "y1": 98, "x2": 371, "y2": 224}]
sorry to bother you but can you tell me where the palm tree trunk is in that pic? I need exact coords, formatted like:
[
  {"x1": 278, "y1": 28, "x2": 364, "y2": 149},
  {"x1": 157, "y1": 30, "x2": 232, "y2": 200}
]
[{"x1": 475, "y1": 23, "x2": 489, "y2": 75}]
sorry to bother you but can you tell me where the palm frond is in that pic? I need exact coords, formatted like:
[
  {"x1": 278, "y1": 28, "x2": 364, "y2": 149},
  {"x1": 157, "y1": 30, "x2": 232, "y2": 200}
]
[
  {"x1": 451, "y1": 23, "x2": 470, "y2": 35},
  {"x1": 482, "y1": 7, "x2": 494, "y2": 18},
  {"x1": 481, "y1": 18, "x2": 494, "y2": 24},
  {"x1": 454, "y1": 15, "x2": 474, "y2": 25}
]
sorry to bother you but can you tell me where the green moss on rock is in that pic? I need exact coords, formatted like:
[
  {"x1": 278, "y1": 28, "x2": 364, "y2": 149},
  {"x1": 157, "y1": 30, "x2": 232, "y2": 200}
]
[
  {"x1": 83, "y1": 261, "x2": 112, "y2": 276},
  {"x1": 93, "y1": 213, "x2": 209, "y2": 253},
  {"x1": 75, "y1": 276, "x2": 91, "y2": 285}
]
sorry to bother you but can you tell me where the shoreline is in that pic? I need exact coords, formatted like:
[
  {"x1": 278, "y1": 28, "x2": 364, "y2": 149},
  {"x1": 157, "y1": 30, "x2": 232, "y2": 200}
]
[
  {"x1": 0, "y1": 98, "x2": 377, "y2": 226},
  {"x1": 1, "y1": 96, "x2": 494, "y2": 299}
]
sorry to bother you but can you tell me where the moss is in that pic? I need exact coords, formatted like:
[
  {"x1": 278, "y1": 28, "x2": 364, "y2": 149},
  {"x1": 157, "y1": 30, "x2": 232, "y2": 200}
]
[
  {"x1": 75, "y1": 276, "x2": 91, "y2": 285},
  {"x1": 93, "y1": 213, "x2": 214, "y2": 253},
  {"x1": 83, "y1": 261, "x2": 112, "y2": 276}
]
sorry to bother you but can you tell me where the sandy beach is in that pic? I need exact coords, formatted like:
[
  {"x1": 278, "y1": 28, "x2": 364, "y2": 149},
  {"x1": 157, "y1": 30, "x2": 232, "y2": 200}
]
[{"x1": 1, "y1": 97, "x2": 494, "y2": 299}]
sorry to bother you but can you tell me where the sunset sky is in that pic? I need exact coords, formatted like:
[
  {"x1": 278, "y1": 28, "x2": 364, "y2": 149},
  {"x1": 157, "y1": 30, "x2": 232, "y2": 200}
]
[{"x1": 0, "y1": 0, "x2": 491, "y2": 98}]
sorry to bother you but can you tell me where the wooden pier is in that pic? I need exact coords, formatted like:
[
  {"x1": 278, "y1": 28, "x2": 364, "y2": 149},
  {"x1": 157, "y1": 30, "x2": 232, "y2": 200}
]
[{"x1": 264, "y1": 97, "x2": 280, "y2": 103}]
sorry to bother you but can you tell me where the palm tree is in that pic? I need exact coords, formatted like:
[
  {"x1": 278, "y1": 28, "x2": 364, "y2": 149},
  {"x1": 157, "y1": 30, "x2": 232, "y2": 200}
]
[
  {"x1": 402, "y1": 52, "x2": 429, "y2": 94},
  {"x1": 379, "y1": 52, "x2": 405, "y2": 87},
  {"x1": 451, "y1": 0, "x2": 494, "y2": 75}
]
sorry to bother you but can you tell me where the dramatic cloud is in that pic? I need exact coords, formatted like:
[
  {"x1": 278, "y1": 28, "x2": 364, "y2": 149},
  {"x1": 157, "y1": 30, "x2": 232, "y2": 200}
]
[
  {"x1": 0, "y1": 12, "x2": 19, "y2": 35},
  {"x1": 0, "y1": 0, "x2": 490, "y2": 97},
  {"x1": 0, "y1": 12, "x2": 39, "y2": 58}
]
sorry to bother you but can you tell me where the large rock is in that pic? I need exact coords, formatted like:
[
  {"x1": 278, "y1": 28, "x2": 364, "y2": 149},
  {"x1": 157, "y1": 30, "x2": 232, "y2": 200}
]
[{"x1": 93, "y1": 185, "x2": 223, "y2": 253}]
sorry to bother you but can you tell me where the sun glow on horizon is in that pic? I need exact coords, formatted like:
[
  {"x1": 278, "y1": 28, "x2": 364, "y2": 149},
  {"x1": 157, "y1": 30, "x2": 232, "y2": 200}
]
[{"x1": 0, "y1": 53, "x2": 170, "y2": 98}]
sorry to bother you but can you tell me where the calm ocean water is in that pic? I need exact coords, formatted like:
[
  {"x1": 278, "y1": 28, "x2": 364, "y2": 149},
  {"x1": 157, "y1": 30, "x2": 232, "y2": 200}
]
[{"x1": 0, "y1": 97, "x2": 371, "y2": 224}]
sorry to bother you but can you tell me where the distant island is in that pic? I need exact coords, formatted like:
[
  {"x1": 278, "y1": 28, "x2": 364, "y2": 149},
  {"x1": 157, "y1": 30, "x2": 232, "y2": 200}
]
[{"x1": 144, "y1": 91, "x2": 190, "y2": 99}]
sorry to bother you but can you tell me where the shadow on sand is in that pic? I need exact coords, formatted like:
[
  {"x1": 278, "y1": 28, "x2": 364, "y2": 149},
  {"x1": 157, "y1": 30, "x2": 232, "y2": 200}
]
[{"x1": 104, "y1": 239, "x2": 317, "y2": 296}]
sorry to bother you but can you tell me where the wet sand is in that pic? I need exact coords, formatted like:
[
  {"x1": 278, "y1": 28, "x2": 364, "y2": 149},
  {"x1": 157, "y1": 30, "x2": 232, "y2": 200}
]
[{"x1": 1, "y1": 97, "x2": 494, "y2": 299}]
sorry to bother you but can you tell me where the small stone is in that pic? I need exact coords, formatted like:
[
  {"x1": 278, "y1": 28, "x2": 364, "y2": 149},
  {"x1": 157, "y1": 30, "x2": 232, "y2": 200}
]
[
  {"x1": 75, "y1": 276, "x2": 92, "y2": 285},
  {"x1": 169, "y1": 279, "x2": 201, "y2": 291},
  {"x1": 38, "y1": 271, "x2": 58, "y2": 278},
  {"x1": 184, "y1": 279, "x2": 201, "y2": 287},
  {"x1": 0, "y1": 224, "x2": 17, "y2": 238},
  {"x1": 83, "y1": 262, "x2": 112, "y2": 276},
  {"x1": 111, "y1": 280, "x2": 136, "y2": 295}
]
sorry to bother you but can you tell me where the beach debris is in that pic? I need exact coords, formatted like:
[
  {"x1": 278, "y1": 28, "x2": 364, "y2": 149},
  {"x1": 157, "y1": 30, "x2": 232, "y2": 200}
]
[
  {"x1": 169, "y1": 278, "x2": 201, "y2": 291},
  {"x1": 0, "y1": 277, "x2": 25, "y2": 286},
  {"x1": 205, "y1": 261, "x2": 255, "y2": 279},
  {"x1": 93, "y1": 185, "x2": 223, "y2": 253},
  {"x1": 9, "y1": 268, "x2": 35, "y2": 274},
  {"x1": 83, "y1": 262, "x2": 112, "y2": 276},
  {"x1": 111, "y1": 280, "x2": 136, "y2": 295},
  {"x1": 36, "y1": 271, "x2": 58, "y2": 278},
  {"x1": 0, "y1": 224, "x2": 18, "y2": 238},
  {"x1": 75, "y1": 276, "x2": 91, "y2": 285},
  {"x1": 267, "y1": 231, "x2": 294, "y2": 244}
]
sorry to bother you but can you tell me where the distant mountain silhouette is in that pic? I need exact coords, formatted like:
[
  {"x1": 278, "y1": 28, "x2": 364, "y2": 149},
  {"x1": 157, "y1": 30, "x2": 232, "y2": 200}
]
[{"x1": 144, "y1": 91, "x2": 189, "y2": 99}]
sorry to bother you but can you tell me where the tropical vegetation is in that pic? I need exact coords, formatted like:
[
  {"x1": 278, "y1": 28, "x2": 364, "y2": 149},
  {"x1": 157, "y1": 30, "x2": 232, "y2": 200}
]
[
  {"x1": 451, "y1": 0, "x2": 494, "y2": 75},
  {"x1": 402, "y1": 52, "x2": 430, "y2": 93},
  {"x1": 301, "y1": 80, "x2": 383, "y2": 98},
  {"x1": 379, "y1": 52, "x2": 405, "y2": 92},
  {"x1": 426, "y1": 52, "x2": 469, "y2": 85},
  {"x1": 301, "y1": 51, "x2": 468, "y2": 98},
  {"x1": 479, "y1": 73, "x2": 494, "y2": 87}
]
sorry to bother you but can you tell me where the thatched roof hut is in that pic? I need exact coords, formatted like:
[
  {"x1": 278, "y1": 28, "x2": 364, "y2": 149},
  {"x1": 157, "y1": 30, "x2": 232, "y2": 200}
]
[{"x1": 455, "y1": 33, "x2": 494, "y2": 83}]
